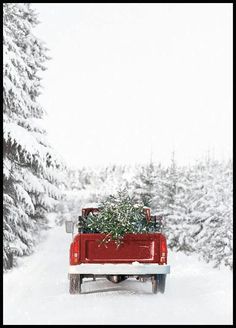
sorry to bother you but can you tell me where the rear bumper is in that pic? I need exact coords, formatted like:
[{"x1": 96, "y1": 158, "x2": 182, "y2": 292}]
[{"x1": 69, "y1": 263, "x2": 170, "y2": 275}]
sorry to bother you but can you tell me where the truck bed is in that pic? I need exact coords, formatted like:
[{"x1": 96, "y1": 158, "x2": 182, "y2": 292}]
[{"x1": 72, "y1": 233, "x2": 165, "y2": 264}]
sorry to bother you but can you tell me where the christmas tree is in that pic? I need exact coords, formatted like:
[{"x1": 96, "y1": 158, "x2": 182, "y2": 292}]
[{"x1": 82, "y1": 189, "x2": 158, "y2": 245}]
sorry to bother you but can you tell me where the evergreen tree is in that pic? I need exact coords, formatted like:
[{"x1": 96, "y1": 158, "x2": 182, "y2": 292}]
[
  {"x1": 132, "y1": 162, "x2": 158, "y2": 209},
  {"x1": 83, "y1": 189, "x2": 157, "y2": 245},
  {"x1": 3, "y1": 3, "x2": 64, "y2": 270},
  {"x1": 188, "y1": 159, "x2": 233, "y2": 269},
  {"x1": 160, "y1": 152, "x2": 180, "y2": 248},
  {"x1": 164, "y1": 166, "x2": 194, "y2": 253}
]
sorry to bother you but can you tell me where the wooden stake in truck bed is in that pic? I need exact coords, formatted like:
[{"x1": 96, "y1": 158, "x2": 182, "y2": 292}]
[{"x1": 65, "y1": 207, "x2": 170, "y2": 294}]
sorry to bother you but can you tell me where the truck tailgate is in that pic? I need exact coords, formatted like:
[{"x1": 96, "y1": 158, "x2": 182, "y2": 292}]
[{"x1": 78, "y1": 233, "x2": 161, "y2": 263}]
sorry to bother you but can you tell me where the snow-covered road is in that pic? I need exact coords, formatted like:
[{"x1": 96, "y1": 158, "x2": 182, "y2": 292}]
[{"x1": 3, "y1": 225, "x2": 233, "y2": 325}]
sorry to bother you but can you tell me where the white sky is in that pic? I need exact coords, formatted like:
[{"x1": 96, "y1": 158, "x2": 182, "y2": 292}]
[{"x1": 33, "y1": 3, "x2": 232, "y2": 168}]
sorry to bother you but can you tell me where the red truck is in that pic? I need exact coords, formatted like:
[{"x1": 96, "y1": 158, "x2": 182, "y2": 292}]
[{"x1": 65, "y1": 206, "x2": 170, "y2": 294}]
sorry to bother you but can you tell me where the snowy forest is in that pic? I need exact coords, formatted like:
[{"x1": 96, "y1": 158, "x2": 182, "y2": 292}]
[
  {"x1": 57, "y1": 157, "x2": 233, "y2": 270},
  {"x1": 3, "y1": 3, "x2": 233, "y2": 273},
  {"x1": 3, "y1": 3, "x2": 233, "y2": 325}
]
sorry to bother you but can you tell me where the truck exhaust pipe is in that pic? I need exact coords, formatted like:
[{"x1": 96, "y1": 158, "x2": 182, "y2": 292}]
[{"x1": 106, "y1": 275, "x2": 127, "y2": 283}]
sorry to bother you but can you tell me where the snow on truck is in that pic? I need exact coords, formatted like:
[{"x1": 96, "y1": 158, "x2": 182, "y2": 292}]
[{"x1": 65, "y1": 206, "x2": 170, "y2": 294}]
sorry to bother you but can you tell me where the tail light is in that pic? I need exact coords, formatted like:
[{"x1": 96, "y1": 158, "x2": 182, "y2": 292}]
[
  {"x1": 70, "y1": 240, "x2": 79, "y2": 265},
  {"x1": 160, "y1": 235, "x2": 167, "y2": 264}
]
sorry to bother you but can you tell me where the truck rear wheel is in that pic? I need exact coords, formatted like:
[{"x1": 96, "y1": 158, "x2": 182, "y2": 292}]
[
  {"x1": 152, "y1": 275, "x2": 158, "y2": 294},
  {"x1": 157, "y1": 274, "x2": 166, "y2": 294},
  {"x1": 69, "y1": 274, "x2": 82, "y2": 294},
  {"x1": 152, "y1": 274, "x2": 166, "y2": 294}
]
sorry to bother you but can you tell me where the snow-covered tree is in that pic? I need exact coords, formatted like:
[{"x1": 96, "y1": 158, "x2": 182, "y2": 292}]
[
  {"x1": 162, "y1": 166, "x2": 193, "y2": 253},
  {"x1": 3, "y1": 3, "x2": 64, "y2": 270},
  {"x1": 132, "y1": 162, "x2": 158, "y2": 209},
  {"x1": 157, "y1": 153, "x2": 181, "y2": 248},
  {"x1": 187, "y1": 159, "x2": 233, "y2": 269}
]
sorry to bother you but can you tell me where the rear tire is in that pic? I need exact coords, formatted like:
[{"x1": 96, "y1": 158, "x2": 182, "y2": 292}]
[
  {"x1": 69, "y1": 274, "x2": 82, "y2": 294},
  {"x1": 152, "y1": 274, "x2": 166, "y2": 294},
  {"x1": 152, "y1": 275, "x2": 158, "y2": 294},
  {"x1": 157, "y1": 274, "x2": 166, "y2": 294}
]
